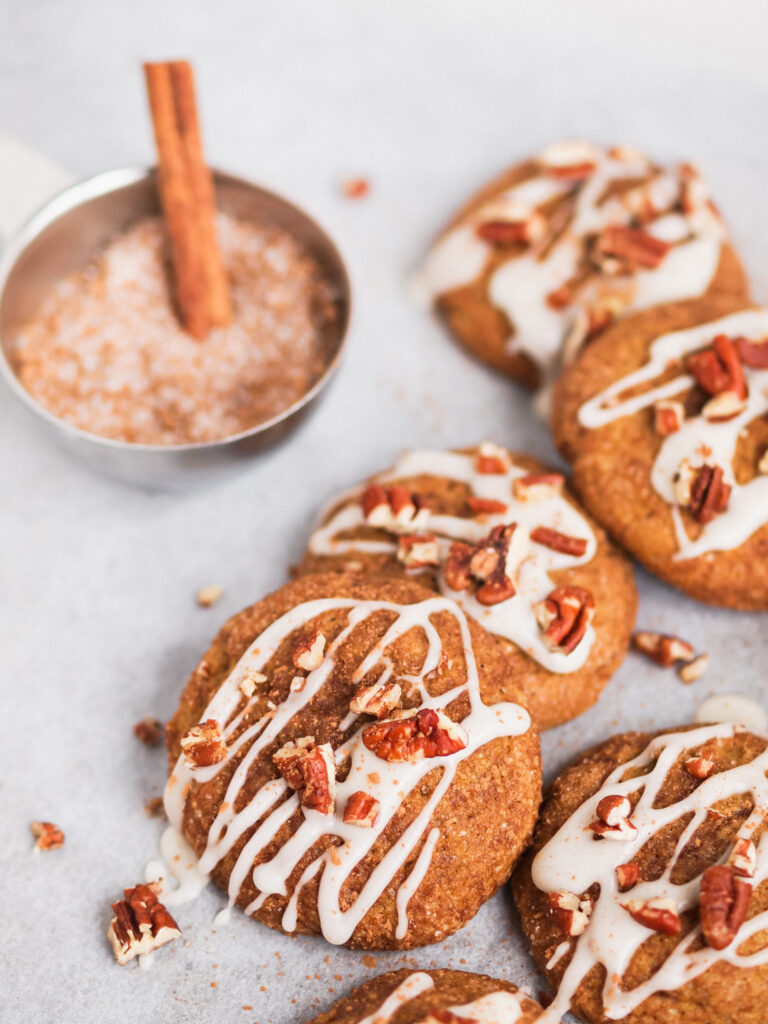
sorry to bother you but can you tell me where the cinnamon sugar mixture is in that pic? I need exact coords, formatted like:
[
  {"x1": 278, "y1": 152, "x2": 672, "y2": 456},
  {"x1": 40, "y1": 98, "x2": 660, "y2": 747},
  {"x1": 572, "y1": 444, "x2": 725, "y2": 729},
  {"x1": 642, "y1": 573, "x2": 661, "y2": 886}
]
[{"x1": 14, "y1": 214, "x2": 338, "y2": 444}]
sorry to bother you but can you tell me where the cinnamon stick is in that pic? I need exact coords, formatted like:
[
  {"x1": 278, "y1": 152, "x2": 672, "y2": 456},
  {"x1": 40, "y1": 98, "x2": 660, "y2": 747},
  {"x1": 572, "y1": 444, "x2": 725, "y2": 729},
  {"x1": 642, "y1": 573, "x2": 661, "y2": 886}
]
[{"x1": 144, "y1": 60, "x2": 231, "y2": 339}]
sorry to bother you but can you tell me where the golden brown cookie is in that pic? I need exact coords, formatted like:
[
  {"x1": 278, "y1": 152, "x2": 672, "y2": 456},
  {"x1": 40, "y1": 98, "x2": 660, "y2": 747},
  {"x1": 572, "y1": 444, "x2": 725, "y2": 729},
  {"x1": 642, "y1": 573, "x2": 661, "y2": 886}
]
[
  {"x1": 512, "y1": 722, "x2": 768, "y2": 1024},
  {"x1": 165, "y1": 573, "x2": 541, "y2": 950},
  {"x1": 413, "y1": 140, "x2": 748, "y2": 389},
  {"x1": 304, "y1": 968, "x2": 542, "y2": 1023},
  {"x1": 297, "y1": 445, "x2": 637, "y2": 730},
  {"x1": 552, "y1": 294, "x2": 768, "y2": 609}
]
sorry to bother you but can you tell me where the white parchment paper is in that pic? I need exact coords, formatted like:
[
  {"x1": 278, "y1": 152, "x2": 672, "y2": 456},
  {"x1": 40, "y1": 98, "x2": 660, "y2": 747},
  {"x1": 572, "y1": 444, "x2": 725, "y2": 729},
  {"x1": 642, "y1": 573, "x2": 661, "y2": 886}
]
[{"x1": 2, "y1": 2, "x2": 768, "y2": 1021}]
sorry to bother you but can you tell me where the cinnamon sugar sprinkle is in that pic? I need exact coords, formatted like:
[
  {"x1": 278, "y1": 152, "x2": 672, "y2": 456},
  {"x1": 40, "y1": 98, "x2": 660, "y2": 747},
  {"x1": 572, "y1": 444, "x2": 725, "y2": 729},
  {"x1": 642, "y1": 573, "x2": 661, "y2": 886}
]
[{"x1": 13, "y1": 214, "x2": 339, "y2": 444}]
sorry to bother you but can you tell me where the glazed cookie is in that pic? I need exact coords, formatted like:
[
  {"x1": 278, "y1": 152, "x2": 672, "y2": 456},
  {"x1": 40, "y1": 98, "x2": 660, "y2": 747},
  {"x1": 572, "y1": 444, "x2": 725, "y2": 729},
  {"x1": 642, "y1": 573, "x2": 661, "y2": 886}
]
[
  {"x1": 413, "y1": 140, "x2": 747, "y2": 390},
  {"x1": 512, "y1": 723, "x2": 768, "y2": 1024},
  {"x1": 298, "y1": 445, "x2": 637, "y2": 730},
  {"x1": 305, "y1": 968, "x2": 542, "y2": 1023},
  {"x1": 165, "y1": 573, "x2": 541, "y2": 950},
  {"x1": 552, "y1": 295, "x2": 768, "y2": 609}
]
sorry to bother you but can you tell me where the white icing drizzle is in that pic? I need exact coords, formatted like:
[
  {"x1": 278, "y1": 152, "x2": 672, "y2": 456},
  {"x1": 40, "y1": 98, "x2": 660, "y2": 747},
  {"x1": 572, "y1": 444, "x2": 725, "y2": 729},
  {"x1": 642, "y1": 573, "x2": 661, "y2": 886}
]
[
  {"x1": 395, "y1": 827, "x2": 440, "y2": 940},
  {"x1": 578, "y1": 308, "x2": 768, "y2": 560},
  {"x1": 546, "y1": 940, "x2": 570, "y2": 970},
  {"x1": 308, "y1": 448, "x2": 597, "y2": 674},
  {"x1": 531, "y1": 723, "x2": 768, "y2": 1022},
  {"x1": 415, "y1": 142, "x2": 725, "y2": 381},
  {"x1": 357, "y1": 972, "x2": 527, "y2": 1024},
  {"x1": 696, "y1": 694, "x2": 768, "y2": 734},
  {"x1": 164, "y1": 596, "x2": 531, "y2": 946},
  {"x1": 359, "y1": 972, "x2": 435, "y2": 1024},
  {"x1": 144, "y1": 824, "x2": 211, "y2": 907}
]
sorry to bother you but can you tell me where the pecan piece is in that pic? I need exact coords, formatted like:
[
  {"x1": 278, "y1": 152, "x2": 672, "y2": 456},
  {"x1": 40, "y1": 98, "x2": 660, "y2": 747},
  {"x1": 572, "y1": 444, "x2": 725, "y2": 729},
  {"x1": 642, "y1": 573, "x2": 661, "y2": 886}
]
[
  {"x1": 687, "y1": 335, "x2": 746, "y2": 399},
  {"x1": 594, "y1": 225, "x2": 671, "y2": 273},
  {"x1": 534, "y1": 585, "x2": 595, "y2": 654},
  {"x1": 530, "y1": 526, "x2": 588, "y2": 556},
  {"x1": 397, "y1": 533, "x2": 440, "y2": 569},
  {"x1": 679, "y1": 653, "x2": 709, "y2": 684},
  {"x1": 107, "y1": 884, "x2": 181, "y2": 965},
  {"x1": 443, "y1": 541, "x2": 474, "y2": 592},
  {"x1": 588, "y1": 793, "x2": 637, "y2": 841},
  {"x1": 632, "y1": 631, "x2": 694, "y2": 667},
  {"x1": 685, "y1": 754, "x2": 715, "y2": 779},
  {"x1": 362, "y1": 708, "x2": 467, "y2": 763},
  {"x1": 350, "y1": 680, "x2": 402, "y2": 717},
  {"x1": 512, "y1": 472, "x2": 565, "y2": 502},
  {"x1": 477, "y1": 215, "x2": 542, "y2": 247},
  {"x1": 361, "y1": 484, "x2": 429, "y2": 532},
  {"x1": 292, "y1": 628, "x2": 326, "y2": 671},
  {"x1": 467, "y1": 496, "x2": 508, "y2": 515},
  {"x1": 343, "y1": 791, "x2": 380, "y2": 828},
  {"x1": 702, "y1": 389, "x2": 747, "y2": 422},
  {"x1": 30, "y1": 820, "x2": 65, "y2": 851},
  {"x1": 444, "y1": 524, "x2": 527, "y2": 606},
  {"x1": 616, "y1": 862, "x2": 640, "y2": 892},
  {"x1": 622, "y1": 897, "x2": 681, "y2": 935},
  {"x1": 196, "y1": 585, "x2": 223, "y2": 607},
  {"x1": 729, "y1": 838, "x2": 757, "y2": 879},
  {"x1": 654, "y1": 399, "x2": 684, "y2": 436},
  {"x1": 700, "y1": 865, "x2": 752, "y2": 950},
  {"x1": 273, "y1": 737, "x2": 336, "y2": 815},
  {"x1": 181, "y1": 719, "x2": 226, "y2": 768},
  {"x1": 547, "y1": 891, "x2": 593, "y2": 937},
  {"x1": 736, "y1": 334, "x2": 768, "y2": 368},
  {"x1": 688, "y1": 465, "x2": 731, "y2": 524},
  {"x1": 476, "y1": 442, "x2": 509, "y2": 474},
  {"x1": 133, "y1": 716, "x2": 163, "y2": 746}
]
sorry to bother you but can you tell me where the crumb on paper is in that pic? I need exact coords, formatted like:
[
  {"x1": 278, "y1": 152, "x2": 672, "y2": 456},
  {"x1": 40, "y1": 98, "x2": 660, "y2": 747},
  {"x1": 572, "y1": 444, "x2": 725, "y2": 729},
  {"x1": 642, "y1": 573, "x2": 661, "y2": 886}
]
[
  {"x1": 679, "y1": 652, "x2": 709, "y2": 684},
  {"x1": 30, "y1": 820, "x2": 65, "y2": 851},
  {"x1": 340, "y1": 177, "x2": 370, "y2": 199},
  {"x1": 134, "y1": 716, "x2": 163, "y2": 745},
  {"x1": 197, "y1": 585, "x2": 224, "y2": 608}
]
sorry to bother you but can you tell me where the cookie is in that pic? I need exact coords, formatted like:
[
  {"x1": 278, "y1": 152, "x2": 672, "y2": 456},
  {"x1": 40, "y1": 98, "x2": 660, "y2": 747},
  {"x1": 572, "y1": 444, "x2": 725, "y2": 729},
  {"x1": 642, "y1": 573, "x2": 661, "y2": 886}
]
[
  {"x1": 552, "y1": 294, "x2": 768, "y2": 609},
  {"x1": 512, "y1": 722, "x2": 768, "y2": 1024},
  {"x1": 165, "y1": 572, "x2": 541, "y2": 950},
  {"x1": 298, "y1": 445, "x2": 637, "y2": 730},
  {"x1": 413, "y1": 140, "x2": 747, "y2": 390},
  {"x1": 304, "y1": 968, "x2": 542, "y2": 1023}
]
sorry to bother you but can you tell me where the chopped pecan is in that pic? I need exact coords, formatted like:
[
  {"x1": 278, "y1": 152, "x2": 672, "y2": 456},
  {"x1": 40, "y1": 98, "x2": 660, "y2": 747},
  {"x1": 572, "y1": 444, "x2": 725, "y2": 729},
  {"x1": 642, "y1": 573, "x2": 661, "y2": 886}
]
[
  {"x1": 477, "y1": 214, "x2": 542, "y2": 247},
  {"x1": 687, "y1": 335, "x2": 747, "y2": 399},
  {"x1": 361, "y1": 483, "x2": 429, "y2": 532},
  {"x1": 530, "y1": 526, "x2": 588, "y2": 556},
  {"x1": 729, "y1": 838, "x2": 757, "y2": 879},
  {"x1": 594, "y1": 225, "x2": 671, "y2": 273},
  {"x1": 239, "y1": 670, "x2": 267, "y2": 699},
  {"x1": 292, "y1": 628, "x2": 326, "y2": 671},
  {"x1": 397, "y1": 533, "x2": 440, "y2": 569},
  {"x1": 30, "y1": 821, "x2": 65, "y2": 851},
  {"x1": 512, "y1": 473, "x2": 565, "y2": 502},
  {"x1": 654, "y1": 399, "x2": 684, "y2": 436},
  {"x1": 700, "y1": 864, "x2": 752, "y2": 950},
  {"x1": 679, "y1": 653, "x2": 709, "y2": 684},
  {"x1": 107, "y1": 884, "x2": 181, "y2": 965},
  {"x1": 616, "y1": 862, "x2": 640, "y2": 892},
  {"x1": 181, "y1": 719, "x2": 226, "y2": 768},
  {"x1": 688, "y1": 464, "x2": 731, "y2": 524},
  {"x1": 702, "y1": 390, "x2": 747, "y2": 422},
  {"x1": 362, "y1": 708, "x2": 467, "y2": 763},
  {"x1": 133, "y1": 716, "x2": 163, "y2": 746},
  {"x1": 534, "y1": 585, "x2": 595, "y2": 654},
  {"x1": 341, "y1": 177, "x2": 370, "y2": 199},
  {"x1": 589, "y1": 818, "x2": 638, "y2": 841},
  {"x1": 444, "y1": 524, "x2": 527, "y2": 606},
  {"x1": 476, "y1": 442, "x2": 509, "y2": 474},
  {"x1": 547, "y1": 890, "x2": 593, "y2": 936},
  {"x1": 685, "y1": 754, "x2": 715, "y2": 779},
  {"x1": 467, "y1": 496, "x2": 508, "y2": 515},
  {"x1": 596, "y1": 794, "x2": 631, "y2": 826},
  {"x1": 622, "y1": 897, "x2": 681, "y2": 935},
  {"x1": 350, "y1": 680, "x2": 402, "y2": 717},
  {"x1": 343, "y1": 791, "x2": 380, "y2": 828},
  {"x1": 736, "y1": 334, "x2": 768, "y2": 368},
  {"x1": 273, "y1": 737, "x2": 336, "y2": 815},
  {"x1": 632, "y1": 631, "x2": 694, "y2": 667}
]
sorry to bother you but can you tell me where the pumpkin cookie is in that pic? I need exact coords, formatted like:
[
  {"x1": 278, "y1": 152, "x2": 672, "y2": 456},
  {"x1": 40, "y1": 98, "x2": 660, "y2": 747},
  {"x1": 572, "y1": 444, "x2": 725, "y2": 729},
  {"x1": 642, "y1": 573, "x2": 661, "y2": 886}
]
[
  {"x1": 413, "y1": 140, "x2": 747, "y2": 390},
  {"x1": 304, "y1": 968, "x2": 543, "y2": 1023},
  {"x1": 512, "y1": 723, "x2": 768, "y2": 1024},
  {"x1": 552, "y1": 294, "x2": 768, "y2": 608},
  {"x1": 298, "y1": 445, "x2": 637, "y2": 730},
  {"x1": 165, "y1": 573, "x2": 541, "y2": 950}
]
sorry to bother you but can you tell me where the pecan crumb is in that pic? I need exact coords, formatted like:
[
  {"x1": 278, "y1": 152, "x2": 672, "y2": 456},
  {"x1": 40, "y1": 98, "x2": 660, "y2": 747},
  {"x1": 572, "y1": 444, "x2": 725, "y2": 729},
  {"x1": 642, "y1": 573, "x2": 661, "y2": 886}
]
[
  {"x1": 678, "y1": 653, "x2": 709, "y2": 684},
  {"x1": 30, "y1": 820, "x2": 65, "y2": 851},
  {"x1": 133, "y1": 716, "x2": 163, "y2": 746},
  {"x1": 107, "y1": 883, "x2": 181, "y2": 965},
  {"x1": 197, "y1": 585, "x2": 224, "y2": 608}
]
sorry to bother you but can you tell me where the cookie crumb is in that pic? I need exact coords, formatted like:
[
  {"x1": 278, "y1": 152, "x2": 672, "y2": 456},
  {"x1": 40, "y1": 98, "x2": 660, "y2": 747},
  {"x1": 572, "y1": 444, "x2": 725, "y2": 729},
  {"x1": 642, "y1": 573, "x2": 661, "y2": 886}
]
[
  {"x1": 134, "y1": 716, "x2": 163, "y2": 746},
  {"x1": 340, "y1": 177, "x2": 370, "y2": 199},
  {"x1": 197, "y1": 585, "x2": 224, "y2": 608},
  {"x1": 30, "y1": 820, "x2": 65, "y2": 851},
  {"x1": 144, "y1": 796, "x2": 167, "y2": 819}
]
